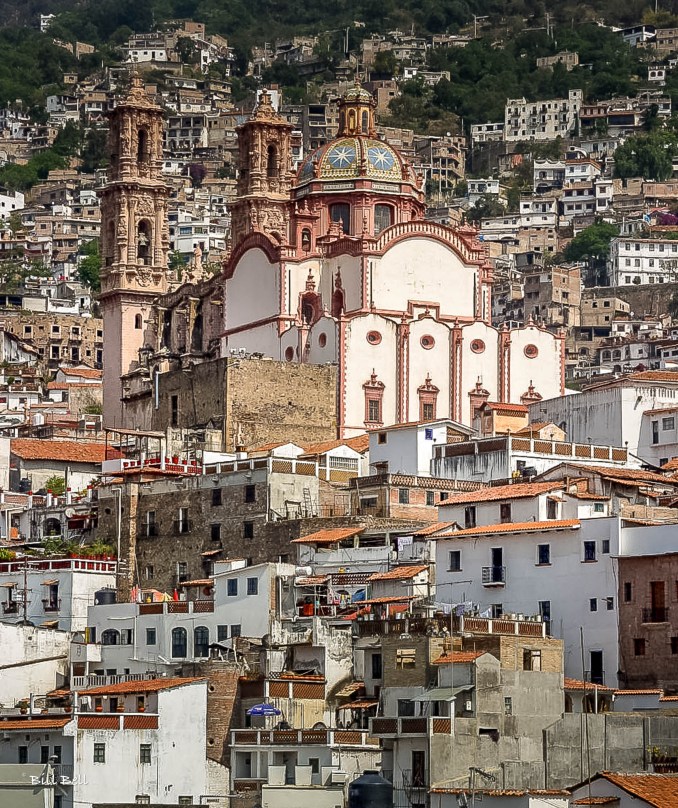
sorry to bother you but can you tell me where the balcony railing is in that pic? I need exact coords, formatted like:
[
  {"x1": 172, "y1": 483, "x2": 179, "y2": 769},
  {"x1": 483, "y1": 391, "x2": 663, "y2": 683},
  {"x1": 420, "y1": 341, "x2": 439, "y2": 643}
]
[
  {"x1": 482, "y1": 566, "x2": 506, "y2": 586},
  {"x1": 230, "y1": 728, "x2": 379, "y2": 747},
  {"x1": 42, "y1": 598, "x2": 61, "y2": 612},
  {"x1": 642, "y1": 607, "x2": 669, "y2": 623},
  {"x1": 370, "y1": 716, "x2": 452, "y2": 736}
]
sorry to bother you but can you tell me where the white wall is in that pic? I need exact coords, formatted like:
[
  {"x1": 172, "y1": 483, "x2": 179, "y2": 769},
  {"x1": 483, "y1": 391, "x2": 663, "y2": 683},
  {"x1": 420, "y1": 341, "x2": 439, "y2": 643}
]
[{"x1": 0, "y1": 624, "x2": 70, "y2": 704}]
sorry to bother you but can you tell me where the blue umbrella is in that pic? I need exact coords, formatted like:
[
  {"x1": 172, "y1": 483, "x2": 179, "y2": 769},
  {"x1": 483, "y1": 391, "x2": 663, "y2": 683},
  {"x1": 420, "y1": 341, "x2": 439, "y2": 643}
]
[{"x1": 247, "y1": 702, "x2": 282, "y2": 717}]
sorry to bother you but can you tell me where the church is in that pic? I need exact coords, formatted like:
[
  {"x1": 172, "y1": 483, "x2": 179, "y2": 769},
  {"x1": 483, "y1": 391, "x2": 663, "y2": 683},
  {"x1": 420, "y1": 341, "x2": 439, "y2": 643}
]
[{"x1": 100, "y1": 78, "x2": 565, "y2": 437}]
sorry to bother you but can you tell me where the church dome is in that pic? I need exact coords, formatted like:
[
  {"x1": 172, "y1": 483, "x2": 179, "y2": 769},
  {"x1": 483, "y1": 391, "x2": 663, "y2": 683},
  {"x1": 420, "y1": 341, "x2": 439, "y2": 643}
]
[
  {"x1": 298, "y1": 136, "x2": 407, "y2": 183},
  {"x1": 296, "y1": 84, "x2": 420, "y2": 189}
]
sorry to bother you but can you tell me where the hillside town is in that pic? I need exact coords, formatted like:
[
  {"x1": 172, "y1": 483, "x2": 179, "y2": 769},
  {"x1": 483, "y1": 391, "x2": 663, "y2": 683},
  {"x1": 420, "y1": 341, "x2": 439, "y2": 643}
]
[{"x1": 6, "y1": 4, "x2": 678, "y2": 808}]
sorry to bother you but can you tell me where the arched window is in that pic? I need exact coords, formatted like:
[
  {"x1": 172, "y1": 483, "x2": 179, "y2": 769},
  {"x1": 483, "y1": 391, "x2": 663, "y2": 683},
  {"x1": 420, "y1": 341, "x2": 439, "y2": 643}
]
[
  {"x1": 194, "y1": 626, "x2": 209, "y2": 658},
  {"x1": 137, "y1": 129, "x2": 148, "y2": 163},
  {"x1": 330, "y1": 203, "x2": 351, "y2": 235},
  {"x1": 267, "y1": 144, "x2": 277, "y2": 178},
  {"x1": 134, "y1": 314, "x2": 143, "y2": 330},
  {"x1": 374, "y1": 205, "x2": 393, "y2": 235},
  {"x1": 101, "y1": 629, "x2": 120, "y2": 646},
  {"x1": 301, "y1": 228, "x2": 312, "y2": 252},
  {"x1": 361, "y1": 110, "x2": 369, "y2": 132},
  {"x1": 191, "y1": 306, "x2": 203, "y2": 353},
  {"x1": 363, "y1": 370, "x2": 385, "y2": 427},
  {"x1": 171, "y1": 627, "x2": 187, "y2": 658},
  {"x1": 137, "y1": 220, "x2": 151, "y2": 264}
]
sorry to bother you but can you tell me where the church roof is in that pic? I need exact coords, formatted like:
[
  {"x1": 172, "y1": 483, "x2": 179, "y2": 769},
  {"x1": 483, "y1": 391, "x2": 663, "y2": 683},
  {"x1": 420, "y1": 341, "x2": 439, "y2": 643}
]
[{"x1": 297, "y1": 136, "x2": 409, "y2": 184}]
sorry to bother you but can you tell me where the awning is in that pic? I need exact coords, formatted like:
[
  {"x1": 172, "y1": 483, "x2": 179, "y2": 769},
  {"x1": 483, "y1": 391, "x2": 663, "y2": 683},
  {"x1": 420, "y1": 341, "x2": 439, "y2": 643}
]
[
  {"x1": 42, "y1": 579, "x2": 59, "y2": 586},
  {"x1": 337, "y1": 700, "x2": 379, "y2": 710},
  {"x1": 0, "y1": 581, "x2": 16, "y2": 588},
  {"x1": 412, "y1": 686, "x2": 474, "y2": 702}
]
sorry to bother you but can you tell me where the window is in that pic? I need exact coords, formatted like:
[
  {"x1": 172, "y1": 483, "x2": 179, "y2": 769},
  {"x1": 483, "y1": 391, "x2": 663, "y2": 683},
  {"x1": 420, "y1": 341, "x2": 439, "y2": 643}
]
[
  {"x1": 464, "y1": 506, "x2": 476, "y2": 529},
  {"x1": 537, "y1": 544, "x2": 550, "y2": 565},
  {"x1": 396, "y1": 648, "x2": 416, "y2": 668},
  {"x1": 634, "y1": 638, "x2": 646, "y2": 656},
  {"x1": 18, "y1": 746, "x2": 28, "y2": 764},
  {"x1": 93, "y1": 743, "x2": 106, "y2": 763},
  {"x1": 590, "y1": 598, "x2": 598, "y2": 612},
  {"x1": 177, "y1": 507, "x2": 190, "y2": 534},
  {"x1": 398, "y1": 488, "x2": 410, "y2": 505},
  {"x1": 491, "y1": 603, "x2": 503, "y2": 618},
  {"x1": 136, "y1": 798, "x2": 151, "y2": 805},
  {"x1": 624, "y1": 582, "x2": 633, "y2": 602},
  {"x1": 440, "y1": 492, "x2": 449, "y2": 501},
  {"x1": 606, "y1": 597, "x2": 614, "y2": 611},
  {"x1": 539, "y1": 600, "x2": 551, "y2": 624},
  {"x1": 547, "y1": 498, "x2": 557, "y2": 520},
  {"x1": 178, "y1": 799, "x2": 194, "y2": 806},
  {"x1": 210, "y1": 523, "x2": 221, "y2": 542},
  {"x1": 523, "y1": 649, "x2": 541, "y2": 671},
  {"x1": 194, "y1": 626, "x2": 209, "y2": 657},
  {"x1": 426, "y1": 491, "x2": 435, "y2": 506},
  {"x1": 230, "y1": 624, "x2": 241, "y2": 638},
  {"x1": 177, "y1": 561, "x2": 188, "y2": 582},
  {"x1": 672, "y1": 636, "x2": 678, "y2": 655},
  {"x1": 53, "y1": 746, "x2": 61, "y2": 763},
  {"x1": 377, "y1": 432, "x2": 387, "y2": 444},
  {"x1": 134, "y1": 314, "x2": 142, "y2": 330},
  {"x1": 397, "y1": 698, "x2": 416, "y2": 716},
  {"x1": 422, "y1": 401, "x2": 435, "y2": 420},
  {"x1": 371, "y1": 652, "x2": 383, "y2": 680},
  {"x1": 247, "y1": 577, "x2": 258, "y2": 596},
  {"x1": 244, "y1": 484, "x2": 256, "y2": 503},
  {"x1": 144, "y1": 564, "x2": 154, "y2": 580},
  {"x1": 652, "y1": 420, "x2": 659, "y2": 444},
  {"x1": 101, "y1": 629, "x2": 120, "y2": 646},
  {"x1": 367, "y1": 398, "x2": 381, "y2": 423},
  {"x1": 602, "y1": 539, "x2": 610, "y2": 553},
  {"x1": 449, "y1": 550, "x2": 461, "y2": 571},
  {"x1": 330, "y1": 203, "x2": 351, "y2": 234},
  {"x1": 374, "y1": 204, "x2": 393, "y2": 235},
  {"x1": 217, "y1": 625, "x2": 228, "y2": 641},
  {"x1": 227, "y1": 579, "x2": 238, "y2": 596},
  {"x1": 595, "y1": 503, "x2": 605, "y2": 514},
  {"x1": 171, "y1": 395, "x2": 178, "y2": 427},
  {"x1": 243, "y1": 521, "x2": 254, "y2": 539},
  {"x1": 499, "y1": 503, "x2": 512, "y2": 523},
  {"x1": 211, "y1": 488, "x2": 222, "y2": 506},
  {"x1": 583, "y1": 541, "x2": 596, "y2": 562},
  {"x1": 663, "y1": 417, "x2": 675, "y2": 431},
  {"x1": 504, "y1": 697, "x2": 513, "y2": 716},
  {"x1": 140, "y1": 744, "x2": 151, "y2": 764},
  {"x1": 146, "y1": 628, "x2": 156, "y2": 645},
  {"x1": 171, "y1": 627, "x2": 187, "y2": 658}
]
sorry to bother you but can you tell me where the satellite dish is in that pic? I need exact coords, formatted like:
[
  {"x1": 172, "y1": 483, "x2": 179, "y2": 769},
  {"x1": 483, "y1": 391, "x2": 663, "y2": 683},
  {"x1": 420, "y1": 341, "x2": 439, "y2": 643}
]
[{"x1": 64, "y1": 507, "x2": 75, "y2": 518}]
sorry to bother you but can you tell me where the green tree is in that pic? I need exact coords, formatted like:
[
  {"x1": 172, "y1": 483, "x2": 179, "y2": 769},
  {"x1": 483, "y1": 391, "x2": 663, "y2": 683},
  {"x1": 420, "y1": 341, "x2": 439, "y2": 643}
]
[
  {"x1": 44, "y1": 475, "x2": 66, "y2": 497},
  {"x1": 614, "y1": 132, "x2": 678, "y2": 180},
  {"x1": 466, "y1": 194, "x2": 506, "y2": 224},
  {"x1": 563, "y1": 220, "x2": 619, "y2": 262},
  {"x1": 78, "y1": 239, "x2": 101, "y2": 292}
]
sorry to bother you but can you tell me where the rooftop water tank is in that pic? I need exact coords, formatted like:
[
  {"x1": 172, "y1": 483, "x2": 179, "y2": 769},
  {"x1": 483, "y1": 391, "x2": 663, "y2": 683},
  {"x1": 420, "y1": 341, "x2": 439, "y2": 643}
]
[
  {"x1": 348, "y1": 771, "x2": 393, "y2": 808},
  {"x1": 94, "y1": 588, "x2": 117, "y2": 606}
]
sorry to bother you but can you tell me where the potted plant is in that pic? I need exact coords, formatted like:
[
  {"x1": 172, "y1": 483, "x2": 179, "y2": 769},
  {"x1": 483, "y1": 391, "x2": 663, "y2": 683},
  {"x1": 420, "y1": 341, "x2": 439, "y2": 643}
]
[{"x1": 95, "y1": 703, "x2": 103, "y2": 713}]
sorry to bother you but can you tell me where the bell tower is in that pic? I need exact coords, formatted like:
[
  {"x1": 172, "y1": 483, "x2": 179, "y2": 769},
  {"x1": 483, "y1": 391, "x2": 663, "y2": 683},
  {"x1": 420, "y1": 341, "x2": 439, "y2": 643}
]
[
  {"x1": 99, "y1": 75, "x2": 170, "y2": 428},
  {"x1": 230, "y1": 89, "x2": 293, "y2": 246}
]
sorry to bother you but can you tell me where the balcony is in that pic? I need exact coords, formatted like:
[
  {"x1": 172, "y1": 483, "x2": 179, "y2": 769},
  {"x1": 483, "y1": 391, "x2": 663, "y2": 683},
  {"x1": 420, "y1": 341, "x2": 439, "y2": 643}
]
[
  {"x1": 42, "y1": 598, "x2": 61, "y2": 612},
  {"x1": 642, "y1": 607, "x2": 669, "y2": 624},
  {"x1": 482, "y1": 566, "x2": 506, "y2": 586},
  {"x1": 230, "y1": 728, "x2": 379, "y2": 747},
  {"x1": 370, "y1": 716, "x2": 452, "y2": 737}
]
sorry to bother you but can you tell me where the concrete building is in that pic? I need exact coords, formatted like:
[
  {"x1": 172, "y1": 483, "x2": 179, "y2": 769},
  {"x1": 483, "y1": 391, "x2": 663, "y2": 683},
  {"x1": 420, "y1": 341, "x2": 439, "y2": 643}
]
[
  {"x1": 504, "y1": 90, "x2": 582, "y2": 142},
  {"x1": 608, "y1": 237, "x2": 678, "y2": 286},
  {"x1": 0, "y1": 622, "x2": 70, "y2": 704},
  {"x1": 9, "y1": 439, "x2": 115, "y2": 494}
]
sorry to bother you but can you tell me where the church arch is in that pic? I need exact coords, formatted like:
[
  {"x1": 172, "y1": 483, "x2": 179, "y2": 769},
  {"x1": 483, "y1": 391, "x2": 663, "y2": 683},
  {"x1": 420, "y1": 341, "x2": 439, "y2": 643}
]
[
  {"x1": 330, "y1": 203, "x2": 351, "y2": 235},
  {"x1": 301, "y1": 228, "x2": 312, "y2": 252},
  {"x1": 134, "y1": 313, "x2": 143, "y2": 330},
  {"x1": 137, "y1": 128, "x2": 149, "y2": 163},
  {"x1": 191, "y1": 304, "x2": 204, "y2": 353},
  {"x1": 137, "y1": 219, "x2": 152, "y2": 264},
  {"x1": 267, "y1": 144, "x2": 278, "y2": 178}
]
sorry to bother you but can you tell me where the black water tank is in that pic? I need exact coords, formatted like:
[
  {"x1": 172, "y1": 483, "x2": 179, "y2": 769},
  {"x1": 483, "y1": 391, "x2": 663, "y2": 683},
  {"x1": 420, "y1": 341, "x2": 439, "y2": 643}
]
[
  {"x1": 94, "y1": 589, "x2": 117, "y2": 606},
  {"x1": 348, "y1": 771, "x2": 393, "y2": 808}
]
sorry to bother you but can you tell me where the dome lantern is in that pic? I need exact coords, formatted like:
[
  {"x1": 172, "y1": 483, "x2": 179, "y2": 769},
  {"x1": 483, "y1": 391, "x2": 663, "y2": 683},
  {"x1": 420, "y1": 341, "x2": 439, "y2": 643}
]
[{"x1": 338, "y1": 83, "x2": 377, "y2": 137}]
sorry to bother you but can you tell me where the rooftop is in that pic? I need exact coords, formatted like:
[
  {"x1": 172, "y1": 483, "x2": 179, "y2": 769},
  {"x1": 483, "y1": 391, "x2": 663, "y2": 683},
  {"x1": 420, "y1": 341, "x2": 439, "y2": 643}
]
[
  {"x1": 11, "y1": 438, "x2": 120, "y2": 464},
  {"x1": 77, "y1": 677, "x2": 203, "y2": 696},
  {"x1": 291, "y1": 527, "x2": 365, "y2": 545},
  {"x1": 437, "y1": 519, "x2": 580, "y2": 539},
  {"x1": 441, "y1": 481, "x2": 563, "y2": 505},
  {"x1": 432, "y1": 651, "x2": 486, "y2": 664},
  {"x1": 592, "y1": 771, "x2": 678, "y2": 807},
  {"x1": 369, "y1": 565, "x2": 428, "y2": 581}
]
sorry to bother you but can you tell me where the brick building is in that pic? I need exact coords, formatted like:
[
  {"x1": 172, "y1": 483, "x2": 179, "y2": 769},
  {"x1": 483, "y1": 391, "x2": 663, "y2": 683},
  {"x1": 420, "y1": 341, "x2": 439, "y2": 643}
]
[{"x1": 0, "y1": 312, "x2": 103, "y2": 371}]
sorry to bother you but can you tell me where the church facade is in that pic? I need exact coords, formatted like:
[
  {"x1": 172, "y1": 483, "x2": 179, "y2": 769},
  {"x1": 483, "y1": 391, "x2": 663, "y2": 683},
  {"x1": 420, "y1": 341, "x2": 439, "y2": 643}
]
[{"x1": 100, "y1": 81, "x2": 565, "y2": 437}]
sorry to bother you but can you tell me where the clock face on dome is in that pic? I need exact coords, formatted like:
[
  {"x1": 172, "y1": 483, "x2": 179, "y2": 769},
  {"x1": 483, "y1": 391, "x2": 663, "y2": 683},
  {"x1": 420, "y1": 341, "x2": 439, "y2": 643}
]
[
  {"x1": 327, "y1": 143, "x2": 357, "y2": 169},
  {"x1": 368, "y1": 145, "x2": 395, "y2": 171}
]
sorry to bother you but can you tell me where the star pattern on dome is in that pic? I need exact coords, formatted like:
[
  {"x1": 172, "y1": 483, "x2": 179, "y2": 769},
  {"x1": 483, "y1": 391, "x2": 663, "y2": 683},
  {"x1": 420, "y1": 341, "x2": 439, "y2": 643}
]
[
  {"x1": 368, "y1": 146, "x2": 395, "y2": 171},
  {"x1": 327, "y1": 144, "x2": 357, "y2": 169}
]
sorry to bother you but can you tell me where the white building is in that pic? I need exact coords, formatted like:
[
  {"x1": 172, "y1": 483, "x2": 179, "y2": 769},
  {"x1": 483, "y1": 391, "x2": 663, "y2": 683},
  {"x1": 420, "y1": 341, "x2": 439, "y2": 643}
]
[
  {"x1": 468, "y1": 178, "x2": 501, "y2": 205},
  {"x1": 470, "y1": 122, "x2": 505, "y2": 144},
  {"x1": 434, "y1": 485, "x2": 619, "y2": 684},
  {"x1": 504, "y1": 90, "x2": 583, "y2": 142},
  {"x1": 0, "y1": 622, "x2": 70, "y2": 704},
  {"x1": 608, "y1": 236, "x2": 678, "y2": 286},
  {"x1": 0, "y1": 557, "x2": 116, "y2": 632},
  {"x1": 531, "y1": 371, "x2": 678, "y2": 457}
]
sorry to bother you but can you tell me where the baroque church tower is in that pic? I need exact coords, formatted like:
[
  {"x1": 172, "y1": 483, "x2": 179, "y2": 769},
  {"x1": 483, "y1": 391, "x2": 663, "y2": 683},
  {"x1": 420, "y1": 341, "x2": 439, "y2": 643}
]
[
  {"x1": 99, "y1": 75, "x2": 170, "y2": 427},
  {"x1": 230, "y1": 90, "x2": 294, "y2": 246}
]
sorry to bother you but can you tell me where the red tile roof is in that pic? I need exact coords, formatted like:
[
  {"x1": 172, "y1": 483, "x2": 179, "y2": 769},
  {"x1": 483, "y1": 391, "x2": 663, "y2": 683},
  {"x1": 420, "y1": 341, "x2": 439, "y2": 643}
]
[
  {"x1": 436, "y1": 519, "x2": 580, "y2": 539},
  {"x1": 572, "y1": 799, "x2": 619, "y2": 805},
  {"x1": 594, "y1": 771, "x2": 678, "y2": 807},
  {"x1": 58, "y1": 366, "x2": 102, "y2": 380},
  {"x1": 11, "y1": 438, "x2": 121, "y2": 464},
  {"x1": 660, "y1": 695, "x2": 678, "y2": 702},
  {"x1": 0, "y1": 717, "x2": 70, "y2": 730},
  {"x1": 291, "y1": 527, "x2": 364, "y2": 545},
  {"x1": 564, "y1": 677, "x2": 615, "y2": 693},
  {"x1": 369, "y1": 565, "x2": 428, "y2": 581},
  {"x1": 441, "y1": 481, "x2": 563, "y2": 505},
  {"x1": 77, "y1": 677, "x2": 203, "y2": 696},
  {"x1": 177, "y1": 579, "x2": 213, "y2": 587},
  {"x1": 296, "y1": 575, "x2": 329, "y2": 586},
  {"x1": 573, "y1": 464, "x2": 677, "y2": 485},
  {"x1": 430, "y1": 788, "x2": 569, "y2": 797},
  {"x1": 360, "y1": 595, "x2": 417, "y2": 605},
  {"x1": 662, "y1": 458, "x2": 678, "y2": 471},
  {"x1": 413, "y1": 522, "x2": 457, "y2": 537},
  {"x1": 482, "y1": 401, "x2": 529, "y2": 414},
  {"x1": 433, "y1": 651, "x2": 486, "y2": 664},
  {"x1": 124, "y1": 714, "x2": 159, "y2": 729},
  {"x1": 302, "y1": 434, "x2": 370, "y2": 455},
  {"x1": 614, "y1": 689, "x2": 663, "y2": 696}
]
